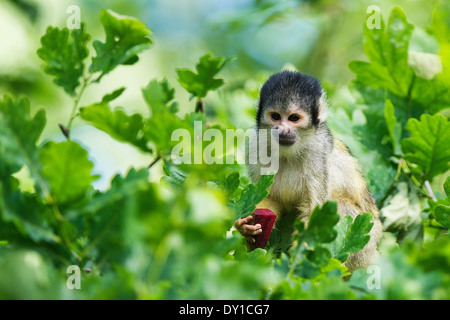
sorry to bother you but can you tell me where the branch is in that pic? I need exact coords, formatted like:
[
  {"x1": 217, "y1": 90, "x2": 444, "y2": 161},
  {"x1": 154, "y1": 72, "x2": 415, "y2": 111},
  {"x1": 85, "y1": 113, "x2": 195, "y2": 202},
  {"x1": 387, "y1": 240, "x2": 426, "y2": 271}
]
[
  {"x1": 148, "y1": 155, "x2": 162, "y2": 169},
  {"x1": 65, "y1": 74, "x2": 93, "y2": 140}
]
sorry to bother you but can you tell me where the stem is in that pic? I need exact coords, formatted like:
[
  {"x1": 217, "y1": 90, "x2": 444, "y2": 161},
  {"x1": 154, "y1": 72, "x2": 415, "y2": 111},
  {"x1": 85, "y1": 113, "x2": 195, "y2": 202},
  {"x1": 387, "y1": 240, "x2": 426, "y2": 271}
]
[
  {"x1": 50, "y1": 201, "x2": 81, "y2": 261},
  {"x1": 287, "y1": 240, "x2": 307, "y2": 279},
  {"x1": 146, "y1": 235, "x2": 173, "y2": 291},
  {"x1": 58, "y1": 123, "x2": 70, "y2": 140},
  {"x1": 148, "y1": 155, "x2": 162, "y2": 169},
  {"x1": 65, "y1": 75, "x2": 93, "y2": 140},
  {"x1": 399, "y1": 160, "x2": 435, "y2": 200}
]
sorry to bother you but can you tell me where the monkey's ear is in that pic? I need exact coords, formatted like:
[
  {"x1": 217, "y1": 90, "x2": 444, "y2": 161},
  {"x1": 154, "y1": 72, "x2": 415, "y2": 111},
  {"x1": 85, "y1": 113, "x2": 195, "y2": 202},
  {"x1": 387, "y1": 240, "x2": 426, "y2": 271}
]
[{"x1": 318, "y1": 91, "x2": 329, "y2": 123}]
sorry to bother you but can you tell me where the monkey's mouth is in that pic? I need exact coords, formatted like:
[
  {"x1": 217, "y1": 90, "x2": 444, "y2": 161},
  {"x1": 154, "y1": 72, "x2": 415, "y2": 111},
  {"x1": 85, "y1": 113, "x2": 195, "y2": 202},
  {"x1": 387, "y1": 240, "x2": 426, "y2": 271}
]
[{"x1": 278, "y1": 137, "x2": 296, "y2": 146}]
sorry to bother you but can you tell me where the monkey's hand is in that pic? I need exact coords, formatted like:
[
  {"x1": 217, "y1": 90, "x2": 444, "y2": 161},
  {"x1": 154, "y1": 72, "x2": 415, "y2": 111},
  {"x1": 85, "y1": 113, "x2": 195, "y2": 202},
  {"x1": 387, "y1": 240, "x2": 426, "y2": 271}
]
[{"x1": 234, "y1": 215, "x2": 262, "y2": 243}]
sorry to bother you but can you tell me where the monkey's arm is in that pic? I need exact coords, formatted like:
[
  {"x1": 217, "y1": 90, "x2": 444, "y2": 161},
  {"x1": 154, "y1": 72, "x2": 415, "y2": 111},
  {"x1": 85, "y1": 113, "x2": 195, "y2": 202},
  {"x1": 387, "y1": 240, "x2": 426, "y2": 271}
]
[{"x1": 255, "y1": 196, "x2": 283, "y2": 214}]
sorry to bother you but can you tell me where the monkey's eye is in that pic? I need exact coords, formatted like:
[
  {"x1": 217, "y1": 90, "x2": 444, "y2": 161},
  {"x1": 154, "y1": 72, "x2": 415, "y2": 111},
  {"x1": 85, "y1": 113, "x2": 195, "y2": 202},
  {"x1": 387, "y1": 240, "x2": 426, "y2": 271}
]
[
  {"x1": 270, "y1": 113, "x2": 281, "y2": 121},
  {"x1": 288, "y1": 114, "x2": 301, "y2": 122}
]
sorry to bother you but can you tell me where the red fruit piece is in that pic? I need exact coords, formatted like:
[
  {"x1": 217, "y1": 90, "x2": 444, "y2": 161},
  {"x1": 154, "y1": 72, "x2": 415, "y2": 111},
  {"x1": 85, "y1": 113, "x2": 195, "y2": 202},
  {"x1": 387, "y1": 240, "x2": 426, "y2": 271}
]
[{"x1": 251, "y1": 208, "x2": 276, "y2": 249}]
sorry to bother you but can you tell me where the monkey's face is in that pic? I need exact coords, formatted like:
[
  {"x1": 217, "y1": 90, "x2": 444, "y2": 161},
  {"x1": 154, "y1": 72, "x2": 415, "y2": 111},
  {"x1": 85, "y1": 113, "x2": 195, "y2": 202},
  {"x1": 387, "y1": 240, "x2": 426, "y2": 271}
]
[
  {"x1": 256, "y1": 71, "x2": 325, "y2": 153},
  {"x1": 262, "y1": 105, "x2": 312, "y2": 147}
]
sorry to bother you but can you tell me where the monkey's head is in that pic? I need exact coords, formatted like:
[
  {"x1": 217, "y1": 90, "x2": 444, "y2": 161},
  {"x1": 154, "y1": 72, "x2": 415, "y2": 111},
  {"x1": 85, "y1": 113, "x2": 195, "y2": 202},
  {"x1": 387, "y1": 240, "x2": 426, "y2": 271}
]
[{"x1": 256, "y1": 71, "x2": 327, "y2": 152}]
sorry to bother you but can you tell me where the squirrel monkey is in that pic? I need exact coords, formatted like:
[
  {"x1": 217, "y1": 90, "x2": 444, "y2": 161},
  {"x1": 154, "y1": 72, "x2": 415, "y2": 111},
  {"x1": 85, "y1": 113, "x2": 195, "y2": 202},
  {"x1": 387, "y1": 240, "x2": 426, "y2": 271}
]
[{"x1": 235, "y1": 71, "x2": 382, "y2": 272}]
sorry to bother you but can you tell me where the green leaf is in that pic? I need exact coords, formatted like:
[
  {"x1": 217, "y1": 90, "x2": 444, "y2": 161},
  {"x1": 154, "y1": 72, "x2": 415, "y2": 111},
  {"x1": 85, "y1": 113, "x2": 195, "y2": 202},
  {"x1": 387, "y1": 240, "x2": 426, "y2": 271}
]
[
  {"x1": 305, "y1": 246, "x2": 332, "y2": 266},
  {"x1": 445, "y1": 176, "x2": 450, "y2": 197},
  {"x1": 411, "y1": 77, "x2": 450, "y2": 114},
  {"x1": 90, "y1": 10, "x2": 152, "y2": 79},
  {"x1": 304, "y1": 201, "x2": 340, "y2": 245},
  {"x1": 220, "y1": 172, "x2": 241, "y2": 196},
  {"x1": 80, "y1": 102, "x2": 151, "y2": 153},
  {"x1": 384, "y1": 99, "x2": 402, "y2": 155},
  {"x1": 231, "y1": 174, "x2": 274, "y2": 220},
  {"x1": 324, "y1": 215, "x2": 352, "y2": 259},
  {"x1": 349, "y1": 61, "x2": 398, "y2": 93},
  {"x1": 350, "y1": 7, "x2": 414, "y2": 98},
  {"x1": 176, "y1": 53, "x2": 232, "y2": 99},
  {"x1": 161, "y1": 160, "x2": 188, "y2": 189},
  {"x1": 268, "y1": 210, "x2": 298, "y2": 254},
  {"x1": 143, "y1": 111, "x2": 194, "y2": 155},
  {"x1": 317, "y1": 258, "x2": 350, "y2": 280},
  {"x1": 39, "y1": 141, "x2": 98, "y2": 204},
  {"x1": 433, "y1": 176, "x2": 450, "y2": 229},
  {"x1": 0, "y1": 184, "x2": 59, "y2": 244},
  {"x1": 81, "y1": 169, "x2": 150, "y2": 215},
  {"x1": 101, "y1": 87, "x2": 126, "y2": 103},
  {"x1": 0, "y1": 95, "x2": 46, "y2": 176},
  {"x1": 351, "y1": 7, "x2": 450, "y2": 115},
  {"x1": 142, "y1": 79, "x2": 178, "y2": 114},
  {"x1": 80, "y1": 169, "x2": 154, "y2": 262},
  {"x1": 37, "y1": 24, "x2": 90, "y2": 96},
  {"x1": 383, "y1": 7, "x2": 415, "y2": 86},
  {"x1": 333, "y1": 213, "x2": 374, "y2": 262},
  {"x1": 401, "y1": 114, "x2": 450, "y2": 182},
  {"x1": 295, "y1": 256, "x2": 322, "y2": 279},
  {"x1": 434, "y1": 205, "x2": 450, "y2": 229}
]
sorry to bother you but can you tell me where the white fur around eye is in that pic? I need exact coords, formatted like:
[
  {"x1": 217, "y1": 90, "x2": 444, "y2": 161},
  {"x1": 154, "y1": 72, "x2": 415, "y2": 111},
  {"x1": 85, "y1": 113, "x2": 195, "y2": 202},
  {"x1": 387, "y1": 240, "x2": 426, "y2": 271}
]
[{"x1": 295, "y1": 111, "x2": 310, "y2": 128}]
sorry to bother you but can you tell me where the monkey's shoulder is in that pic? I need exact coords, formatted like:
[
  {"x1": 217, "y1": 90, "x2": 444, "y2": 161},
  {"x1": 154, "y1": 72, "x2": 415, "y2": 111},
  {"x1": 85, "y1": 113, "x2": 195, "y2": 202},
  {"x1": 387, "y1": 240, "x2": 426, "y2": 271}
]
[
  {"x1": 333, "y1": 138, "x2": 352, "y2": 156},
  {"x1": 329, "y1": 138, "x2": 379, "y2": 216}
]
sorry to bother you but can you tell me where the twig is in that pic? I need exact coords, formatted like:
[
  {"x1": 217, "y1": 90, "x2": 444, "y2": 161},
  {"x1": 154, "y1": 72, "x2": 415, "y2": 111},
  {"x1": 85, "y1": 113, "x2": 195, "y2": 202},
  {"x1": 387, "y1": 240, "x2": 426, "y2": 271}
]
[
  {"x1": 58, "y1": 123, "x2": 70, "y2": 140},
  {"x1": 65, "y1": 74, "x2": 93, "y2": 140},
  {"x1": 148, "y1": 155, "x2": 162, "y2": 169}
]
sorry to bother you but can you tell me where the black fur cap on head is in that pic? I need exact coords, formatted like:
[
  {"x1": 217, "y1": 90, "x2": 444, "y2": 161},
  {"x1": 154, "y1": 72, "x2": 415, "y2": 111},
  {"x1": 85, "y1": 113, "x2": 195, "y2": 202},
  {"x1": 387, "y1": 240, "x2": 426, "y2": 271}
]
[{"x1": 256, "y1": 71, "x2": 323, "y2": 127}]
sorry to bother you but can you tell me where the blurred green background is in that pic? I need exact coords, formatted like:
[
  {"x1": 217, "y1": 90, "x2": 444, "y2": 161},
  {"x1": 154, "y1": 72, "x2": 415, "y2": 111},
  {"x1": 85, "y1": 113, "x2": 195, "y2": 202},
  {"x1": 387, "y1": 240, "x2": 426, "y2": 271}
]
[{"x1": 0, "y1": 0, "x2": 442, "y2": 190}]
